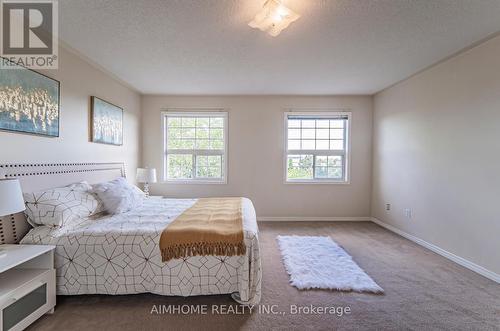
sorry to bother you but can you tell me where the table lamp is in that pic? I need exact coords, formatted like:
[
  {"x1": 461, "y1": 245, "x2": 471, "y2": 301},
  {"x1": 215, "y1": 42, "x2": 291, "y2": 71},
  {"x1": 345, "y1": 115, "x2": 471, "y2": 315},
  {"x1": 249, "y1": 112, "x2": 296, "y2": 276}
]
[
  {"x1": 0, "y1": 178, "x2": 25, "y2": 216},
  {"x1": 0, "y1": 178, "x2": 25, "y2": 253},
  {"x1": 136, "y1": 168, "x2": 157, "y2": 197}
]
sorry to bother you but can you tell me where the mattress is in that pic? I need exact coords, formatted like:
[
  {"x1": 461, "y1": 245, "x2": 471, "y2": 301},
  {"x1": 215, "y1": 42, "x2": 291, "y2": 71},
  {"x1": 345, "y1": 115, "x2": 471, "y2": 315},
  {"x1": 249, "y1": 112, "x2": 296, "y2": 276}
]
[{"x1": 20, "y1": 197, "x2": 262, "y2": 305}]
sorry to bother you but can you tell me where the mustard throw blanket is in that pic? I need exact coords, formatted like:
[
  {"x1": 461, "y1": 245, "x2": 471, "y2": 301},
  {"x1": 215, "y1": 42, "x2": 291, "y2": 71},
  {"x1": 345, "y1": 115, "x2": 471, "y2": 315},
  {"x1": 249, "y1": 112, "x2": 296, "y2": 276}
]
[{"x1": 160, "y1": 197, "x2": 246, "y2": 262}]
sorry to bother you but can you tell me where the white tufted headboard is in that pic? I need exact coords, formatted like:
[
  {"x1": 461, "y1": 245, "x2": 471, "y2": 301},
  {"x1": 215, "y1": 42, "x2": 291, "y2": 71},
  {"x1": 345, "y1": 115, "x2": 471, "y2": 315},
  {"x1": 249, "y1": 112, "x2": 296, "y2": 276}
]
[{"x1": 0, "y1": 162, "x2": 125, "y2": 244}]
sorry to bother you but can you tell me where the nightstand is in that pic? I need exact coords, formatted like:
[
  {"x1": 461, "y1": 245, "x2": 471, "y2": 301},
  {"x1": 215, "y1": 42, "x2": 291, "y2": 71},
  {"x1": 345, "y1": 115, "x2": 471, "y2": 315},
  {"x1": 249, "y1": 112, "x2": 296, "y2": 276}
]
[{"x1": 0, "y1": 245, "x2": 56, "y2": 331}]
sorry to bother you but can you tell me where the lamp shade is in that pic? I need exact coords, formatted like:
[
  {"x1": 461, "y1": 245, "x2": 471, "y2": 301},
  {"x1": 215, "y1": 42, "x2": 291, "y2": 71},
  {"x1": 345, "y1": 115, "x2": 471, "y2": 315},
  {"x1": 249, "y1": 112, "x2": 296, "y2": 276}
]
[
  {"x1": 136, "y1": 168, "x2": 157, "y2": 183},
  {"x1": 248, "y1": 0, "x2": 300, "y2": 37},
  {"x1": 0, "y1": 179, "x2": 26, "y2": 216}
]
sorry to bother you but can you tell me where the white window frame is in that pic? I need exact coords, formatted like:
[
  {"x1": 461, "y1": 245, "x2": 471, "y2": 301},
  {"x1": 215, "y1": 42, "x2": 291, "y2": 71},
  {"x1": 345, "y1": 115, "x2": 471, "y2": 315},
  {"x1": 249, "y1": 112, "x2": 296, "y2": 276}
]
[
  {"x1": 283, "y1": 111, "x2": 351, "y2": 184},
  {"x1": 162, "y1": 110, "x2": 228, "y2": 184}
]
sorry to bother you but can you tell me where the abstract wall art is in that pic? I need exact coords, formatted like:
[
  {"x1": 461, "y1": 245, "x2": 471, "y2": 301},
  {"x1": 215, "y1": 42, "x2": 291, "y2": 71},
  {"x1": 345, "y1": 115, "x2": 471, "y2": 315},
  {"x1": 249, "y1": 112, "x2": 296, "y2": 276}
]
[
  {"x1": 90, "y1": 96, "x2": 123, "y2": 145},
  {"x1": 0, "y1": 58, "x2": 60, "y2": 137}
]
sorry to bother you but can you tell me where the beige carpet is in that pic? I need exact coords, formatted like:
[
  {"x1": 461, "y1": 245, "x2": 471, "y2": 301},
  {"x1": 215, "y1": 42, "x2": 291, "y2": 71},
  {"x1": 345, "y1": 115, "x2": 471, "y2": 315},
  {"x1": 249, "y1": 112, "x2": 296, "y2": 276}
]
[{"x1": 28, "y1": 222, "x2": 500, "y2": 331}]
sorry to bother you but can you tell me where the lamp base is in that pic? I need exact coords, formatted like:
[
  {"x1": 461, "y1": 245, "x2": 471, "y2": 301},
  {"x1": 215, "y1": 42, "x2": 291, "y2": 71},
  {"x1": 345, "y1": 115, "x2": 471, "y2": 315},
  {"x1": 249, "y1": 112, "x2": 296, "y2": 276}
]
[{"x1": 143, "y1": 182, "x2": 150, "y2": 197}]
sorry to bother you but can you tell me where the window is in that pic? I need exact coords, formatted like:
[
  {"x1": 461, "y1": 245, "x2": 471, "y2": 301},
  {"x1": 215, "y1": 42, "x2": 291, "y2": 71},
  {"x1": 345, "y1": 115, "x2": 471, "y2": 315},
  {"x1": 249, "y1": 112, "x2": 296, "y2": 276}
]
[
  {"x1": 163, "y1": 111, "x2": 227, "y2": 183},
  {"x1": 284, "y1": 112, "x2": 350, "y2": 183}
]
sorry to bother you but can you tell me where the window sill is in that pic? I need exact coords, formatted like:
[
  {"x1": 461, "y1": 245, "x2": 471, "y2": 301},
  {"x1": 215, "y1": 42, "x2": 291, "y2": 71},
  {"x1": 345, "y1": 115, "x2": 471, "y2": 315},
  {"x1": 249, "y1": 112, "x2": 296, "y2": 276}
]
[{"x1": 284, "y1": 179, "x2": 350, "y2": 185}]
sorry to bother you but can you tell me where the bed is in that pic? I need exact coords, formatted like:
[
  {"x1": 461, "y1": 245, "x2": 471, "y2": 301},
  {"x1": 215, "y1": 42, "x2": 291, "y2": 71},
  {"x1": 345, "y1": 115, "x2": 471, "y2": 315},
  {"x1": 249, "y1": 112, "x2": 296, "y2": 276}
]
[{"x1": 1, "y1": 163, "x2": 262, "y2": 305}]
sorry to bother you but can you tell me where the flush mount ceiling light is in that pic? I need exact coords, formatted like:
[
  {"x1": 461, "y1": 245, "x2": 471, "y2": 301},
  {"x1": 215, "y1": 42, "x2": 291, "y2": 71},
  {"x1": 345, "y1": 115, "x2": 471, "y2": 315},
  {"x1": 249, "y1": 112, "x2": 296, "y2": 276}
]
[{"x1": 248, "y1": 0, "x2": 300, "y2": 37}]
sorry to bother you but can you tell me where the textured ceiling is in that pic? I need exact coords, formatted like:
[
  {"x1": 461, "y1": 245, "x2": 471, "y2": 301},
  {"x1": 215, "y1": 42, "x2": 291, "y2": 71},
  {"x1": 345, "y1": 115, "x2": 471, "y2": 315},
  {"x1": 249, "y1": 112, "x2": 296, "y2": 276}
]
[{"x1": 59, "y1": 0, "x2": 500, "y2": 95}]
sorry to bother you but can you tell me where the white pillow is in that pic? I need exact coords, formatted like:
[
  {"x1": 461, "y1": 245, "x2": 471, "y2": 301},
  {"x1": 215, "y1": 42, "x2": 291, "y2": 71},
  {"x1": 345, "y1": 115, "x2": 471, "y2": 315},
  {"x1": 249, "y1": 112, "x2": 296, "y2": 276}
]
[
  {"x1": 24, "y1": 182, "x2": 103, "y2": 227},
  {"x1": 91, "y1": 177, "x2": 144, "y2": 214}
]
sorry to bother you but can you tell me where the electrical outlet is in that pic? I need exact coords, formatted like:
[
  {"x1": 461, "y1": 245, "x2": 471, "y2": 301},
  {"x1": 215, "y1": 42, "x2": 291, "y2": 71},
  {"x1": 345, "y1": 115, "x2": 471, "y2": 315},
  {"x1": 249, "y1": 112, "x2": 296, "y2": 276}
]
[
  {"x1": 404, "y1": 208, "x2": 412, "y2": 219},
  {"x1": 385, "y1": 203, "x2": 391, "y2": 211}
]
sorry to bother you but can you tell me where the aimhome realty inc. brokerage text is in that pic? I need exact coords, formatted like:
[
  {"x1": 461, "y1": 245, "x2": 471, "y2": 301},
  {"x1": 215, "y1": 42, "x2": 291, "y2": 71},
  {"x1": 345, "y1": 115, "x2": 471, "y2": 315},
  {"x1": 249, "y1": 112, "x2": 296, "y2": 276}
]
[{"x1": 150, "y1": 304, "x2": 352, "y2": 317}]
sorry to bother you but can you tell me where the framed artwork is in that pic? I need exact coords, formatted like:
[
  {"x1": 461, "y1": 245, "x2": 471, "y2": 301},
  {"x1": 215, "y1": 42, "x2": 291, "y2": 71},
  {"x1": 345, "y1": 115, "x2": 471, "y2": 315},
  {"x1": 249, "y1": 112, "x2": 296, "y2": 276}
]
[
  {"x1": 0, "y1": 58, "x2": 60, "y2": 137},
  {"x1": 90, "y1": 96, "x2": 123, "y2": 146}
]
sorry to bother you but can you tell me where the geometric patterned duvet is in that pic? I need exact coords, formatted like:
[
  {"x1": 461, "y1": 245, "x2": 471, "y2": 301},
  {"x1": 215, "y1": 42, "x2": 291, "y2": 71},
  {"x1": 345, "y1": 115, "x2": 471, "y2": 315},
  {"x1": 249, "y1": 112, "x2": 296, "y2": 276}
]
[{"x1": 20, "y1": 197, "x2": 262, "y2": 305}]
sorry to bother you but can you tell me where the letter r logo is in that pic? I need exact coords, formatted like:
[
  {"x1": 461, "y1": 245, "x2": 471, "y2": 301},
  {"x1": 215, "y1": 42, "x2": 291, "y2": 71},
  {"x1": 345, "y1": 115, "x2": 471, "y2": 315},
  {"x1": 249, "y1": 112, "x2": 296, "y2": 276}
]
[{"x1": 1, "y1": 1, "x2": 53, "y2": 54}]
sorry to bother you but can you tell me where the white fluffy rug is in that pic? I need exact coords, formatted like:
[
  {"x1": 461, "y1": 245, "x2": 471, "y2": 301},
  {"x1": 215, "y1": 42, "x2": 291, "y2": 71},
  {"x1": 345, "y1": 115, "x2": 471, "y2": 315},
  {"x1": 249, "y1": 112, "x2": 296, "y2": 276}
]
[{"x1": 277, "y1": 235, "x2": 384, "y2": 293}]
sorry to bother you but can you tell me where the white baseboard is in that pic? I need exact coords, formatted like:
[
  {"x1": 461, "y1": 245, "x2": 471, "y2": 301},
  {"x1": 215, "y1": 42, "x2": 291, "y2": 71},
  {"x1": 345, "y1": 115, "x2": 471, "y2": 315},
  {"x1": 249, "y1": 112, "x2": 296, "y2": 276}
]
[
  {"x1": 258, "y1": 216, "x2": 371, "y2": 222},
  {"x1": 371, "y1": 217, "x2": 500, "y2": 284}
]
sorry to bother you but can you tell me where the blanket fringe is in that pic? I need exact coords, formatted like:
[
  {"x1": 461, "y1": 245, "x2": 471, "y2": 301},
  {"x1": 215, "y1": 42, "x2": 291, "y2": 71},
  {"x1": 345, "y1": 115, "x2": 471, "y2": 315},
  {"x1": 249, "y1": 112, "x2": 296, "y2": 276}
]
[{"x1": 161, "y1": 242, "x2": 247, "y2": 262}]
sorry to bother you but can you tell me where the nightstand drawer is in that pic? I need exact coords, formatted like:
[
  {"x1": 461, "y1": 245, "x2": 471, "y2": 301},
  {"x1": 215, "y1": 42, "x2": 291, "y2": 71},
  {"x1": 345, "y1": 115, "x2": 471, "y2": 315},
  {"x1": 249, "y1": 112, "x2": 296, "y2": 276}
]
[{"x1": 0, "y1": 269, "x2": 55, "y2": 331}]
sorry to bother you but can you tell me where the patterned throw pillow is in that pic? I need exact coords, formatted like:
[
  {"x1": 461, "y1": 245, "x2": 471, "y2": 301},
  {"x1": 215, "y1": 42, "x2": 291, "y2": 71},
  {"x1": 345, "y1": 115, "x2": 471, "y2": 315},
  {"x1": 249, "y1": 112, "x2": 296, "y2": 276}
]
[
  {"x1": 24, "y1": 182, "x2": 103, "y2": 227},
  {"x1": 91, "y1": 177, "x2": 144, "y2": 214}
]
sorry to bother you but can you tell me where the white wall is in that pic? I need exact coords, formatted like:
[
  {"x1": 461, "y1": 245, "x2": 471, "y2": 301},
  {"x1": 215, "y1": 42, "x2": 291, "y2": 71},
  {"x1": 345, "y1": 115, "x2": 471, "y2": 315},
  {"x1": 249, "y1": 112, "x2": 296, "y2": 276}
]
[
  {"x1": 142, "y1": 95, "x2": 373, "y2": 218},
  {"x1": 372, "y1": 35, "x2": 500, "y2": 275},
  {"x1": 0, "y1": 46, "x2": 142, "y2": 180}
]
